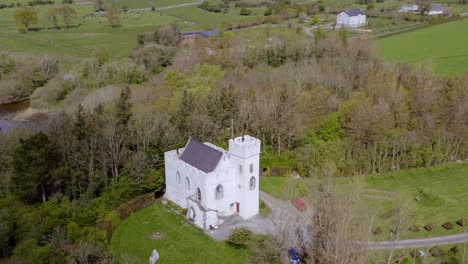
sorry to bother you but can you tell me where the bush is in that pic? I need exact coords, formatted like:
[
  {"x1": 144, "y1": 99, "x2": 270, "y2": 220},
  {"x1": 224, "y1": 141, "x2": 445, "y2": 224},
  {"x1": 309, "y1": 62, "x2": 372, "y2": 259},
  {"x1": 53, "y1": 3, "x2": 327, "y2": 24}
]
[
  {"x1": 442, "y1": 222, "x2": 454, "y2": 230},
  {"x1": 227, "y1": 227, "x2": 253, "y2": 248},
  {"x1": 131, "y1": 44, "x2": 176, "y2": 73},
  {"x1": 28, "y1": 0, "x2": 54, "y2": 6},
  {"x1": 456, "y1": 219, "x2": 468, "y2": 227},
  {"x1": 240, "y1": 8, "x2": 252, "y2": 16},
  {"x1": 429, "y1": 246, "x2": 445, "y2": 257},
  {"x1": 198, "y1": 1, "x2": 222, "y2": 12},
  {"x1": 372, "y1": 226, "x2": 381, "y2": 235},
  {"x1": 423, "y1": 224, "x2": 435, "y2": 231},
  {"x1": 407, "y1": 225, "x2": 420, "y2": 232}
]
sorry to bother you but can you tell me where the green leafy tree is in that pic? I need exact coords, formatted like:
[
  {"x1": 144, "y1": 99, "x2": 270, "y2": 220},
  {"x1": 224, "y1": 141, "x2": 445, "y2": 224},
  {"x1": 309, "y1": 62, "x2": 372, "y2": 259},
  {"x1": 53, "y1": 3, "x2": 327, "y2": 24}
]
[{"x1": 14, "y1": 7, "x2": 38, "y2": 32}]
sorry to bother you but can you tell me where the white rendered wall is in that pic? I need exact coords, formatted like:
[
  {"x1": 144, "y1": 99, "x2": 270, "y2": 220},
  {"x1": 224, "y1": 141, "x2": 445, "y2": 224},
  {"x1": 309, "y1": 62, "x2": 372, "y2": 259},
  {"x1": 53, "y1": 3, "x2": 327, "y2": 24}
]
[
  {"x1": 164, "y1": 135, "x2": 262, "y2": 229},
  {"x1": 229, "y1": 135, "x2": 261, "y2": 219}
]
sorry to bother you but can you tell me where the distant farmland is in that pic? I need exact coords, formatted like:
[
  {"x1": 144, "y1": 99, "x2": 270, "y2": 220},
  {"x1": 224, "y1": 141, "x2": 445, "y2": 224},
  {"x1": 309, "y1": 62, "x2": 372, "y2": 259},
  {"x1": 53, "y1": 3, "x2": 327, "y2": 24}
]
[{"x1": 378, "y1": 18, "x2": 468, "y2": 76}]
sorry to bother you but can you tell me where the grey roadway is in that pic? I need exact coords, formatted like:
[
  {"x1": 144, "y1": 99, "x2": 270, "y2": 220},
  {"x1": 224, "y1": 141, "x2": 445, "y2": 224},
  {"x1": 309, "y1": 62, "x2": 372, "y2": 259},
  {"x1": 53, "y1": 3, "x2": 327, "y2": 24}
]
[{"x1": 368, "y1": 233, "x2": 468, "y2": 250}]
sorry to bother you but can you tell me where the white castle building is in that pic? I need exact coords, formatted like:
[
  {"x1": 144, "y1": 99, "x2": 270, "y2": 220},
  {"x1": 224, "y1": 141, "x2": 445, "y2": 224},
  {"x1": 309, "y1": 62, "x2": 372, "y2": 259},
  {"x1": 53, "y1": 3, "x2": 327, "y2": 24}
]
[{"x1": 164, "y1": 135, "x2": 261, "y2": 230}]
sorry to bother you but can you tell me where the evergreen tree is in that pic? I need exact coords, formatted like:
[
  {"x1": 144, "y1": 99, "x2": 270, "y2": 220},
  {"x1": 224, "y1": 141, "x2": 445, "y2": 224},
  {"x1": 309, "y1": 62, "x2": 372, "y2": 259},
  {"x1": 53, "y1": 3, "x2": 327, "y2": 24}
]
[{"x1": 11, "y1": 132, "x2": 62, "y2": 203}]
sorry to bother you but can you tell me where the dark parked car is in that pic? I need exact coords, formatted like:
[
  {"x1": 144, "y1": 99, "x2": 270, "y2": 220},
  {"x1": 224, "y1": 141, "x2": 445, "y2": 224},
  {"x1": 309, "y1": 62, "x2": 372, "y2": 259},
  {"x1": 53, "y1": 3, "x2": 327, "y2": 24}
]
[{"x1": 288, "y1": 248, "x2": 301, "y2": 264}]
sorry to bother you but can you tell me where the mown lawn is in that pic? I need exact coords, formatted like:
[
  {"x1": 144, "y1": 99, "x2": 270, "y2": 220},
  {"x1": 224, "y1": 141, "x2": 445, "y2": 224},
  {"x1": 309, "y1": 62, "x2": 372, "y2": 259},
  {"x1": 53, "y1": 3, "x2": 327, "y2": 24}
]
[
  {"x1": 378, "y1": 18, "x2": 468, "y2": 75},
  {"x1": 111, "y1": 203, "x2": 249, "y2": 264},
  {"x1": 260, "y1": 176, "x2": 305, "y2": 200}
]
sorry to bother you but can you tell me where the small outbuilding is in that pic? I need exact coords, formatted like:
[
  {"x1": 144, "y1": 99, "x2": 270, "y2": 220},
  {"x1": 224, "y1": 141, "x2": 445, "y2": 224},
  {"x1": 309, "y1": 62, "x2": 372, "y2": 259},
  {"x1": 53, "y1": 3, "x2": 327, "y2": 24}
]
[
  {"x1": 398, "y1": 4, "x2": 419, "y2": 13},
  {"x1": 182, "y1": 29, "x2": 220, "y2": 39},
  {"x1": 336, "y1": 9, "x2": 367, "y2": 28},
  {"x1": 427, "y1": 4, "x2": 444, "y2": 15}
]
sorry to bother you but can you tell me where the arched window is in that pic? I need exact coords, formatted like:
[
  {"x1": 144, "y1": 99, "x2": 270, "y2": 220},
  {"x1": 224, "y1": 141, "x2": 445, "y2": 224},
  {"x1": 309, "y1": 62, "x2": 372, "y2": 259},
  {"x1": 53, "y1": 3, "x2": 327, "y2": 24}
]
[
  {"x1": 197, "y1": 188, "x2": 202, "y2": 201},
  {"x1": 185, "y1": 177, "x2": 190, "y2": 190},
  {"x1": 176, "y1": 171, "x2": 180, "y2": 184},
  {"x1": 249, "y1": 177, "x2": 256, "y2": 190},
  {"x1": 215, "y1": 185, "x2": 224, "y2": 199}
]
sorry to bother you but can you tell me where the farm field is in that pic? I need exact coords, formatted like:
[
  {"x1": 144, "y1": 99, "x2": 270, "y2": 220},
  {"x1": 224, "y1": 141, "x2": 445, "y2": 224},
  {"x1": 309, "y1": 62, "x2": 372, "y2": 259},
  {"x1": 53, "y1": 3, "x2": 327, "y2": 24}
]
[
  {"x1": 0, "y1": 5, "x2": 182, "y2": 60},
  {"x1": 110, "y1": 0, "x2": 199, "y2": 9},
  {"x1": 378, "y1": 18, "x2": 468, "y2": 75},
  {"x1": 163, "y1": 4, "x2": 266, "y2": 30},
  {"x1": 111, "y1": 203, "x2": 249, "y2": 264}
]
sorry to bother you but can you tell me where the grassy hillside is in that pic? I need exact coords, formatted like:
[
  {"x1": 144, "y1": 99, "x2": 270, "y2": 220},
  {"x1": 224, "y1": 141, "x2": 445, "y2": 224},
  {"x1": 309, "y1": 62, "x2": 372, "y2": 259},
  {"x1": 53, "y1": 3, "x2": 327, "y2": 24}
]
[
  {"x1": 378, "y1": 18, "x2": 468, "y2": 75},
  {"x1": 111, "y1": 203, "x2": 249, "y2": 264}
]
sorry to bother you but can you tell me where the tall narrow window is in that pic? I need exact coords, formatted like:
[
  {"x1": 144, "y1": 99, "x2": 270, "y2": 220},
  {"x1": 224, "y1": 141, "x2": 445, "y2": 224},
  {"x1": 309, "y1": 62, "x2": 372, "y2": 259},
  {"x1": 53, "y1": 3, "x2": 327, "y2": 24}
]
[
  {"x1": 215, "y1": 185, "x2": 224, "y2": 199},
  {"x1": 239, "y1": 165, "x2": 242, "y2": 174},
  {"x1": 185, "y1": 177, "x2": 190, "y2": 190},
  {"x1": 249, "y1": 177, "x2": 256, "y2": 190},
  {"x1": 197, "y1": 188, "x2": 201, "y2": 201},
  {"x1": 176, "y1": 171, "x2": 180, "y2": 184},
  {"x1": 249, "y1": 164, "x2": 254, "y2": 173}
]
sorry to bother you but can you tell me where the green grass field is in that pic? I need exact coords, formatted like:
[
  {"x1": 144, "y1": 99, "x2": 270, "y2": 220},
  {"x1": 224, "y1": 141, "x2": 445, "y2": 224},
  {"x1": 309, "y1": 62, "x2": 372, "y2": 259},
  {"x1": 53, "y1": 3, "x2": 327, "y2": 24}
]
[
  {"x1": 335, "y1": 163, "x2": 468, "y2": 240},
  {"x1": 163, "y1": 4, "x2": 266, "y2": 30},
  {"x1": 111, "y1": 203, "x2": 249, "y2": 264},
  {"x1": 111, "y1": 0, "x2": 198, "y2": 9},
  {"x1": 378, "y1": 18, "x2": 468, "y2": 76},
  {"x1": 0, "y1": 5, "x2": 182, "y2": 60}
]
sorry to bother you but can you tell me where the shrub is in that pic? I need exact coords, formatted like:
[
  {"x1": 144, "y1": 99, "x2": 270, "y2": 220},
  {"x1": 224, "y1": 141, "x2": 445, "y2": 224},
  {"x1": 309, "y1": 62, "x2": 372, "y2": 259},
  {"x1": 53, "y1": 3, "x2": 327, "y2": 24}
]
[
  {"x1": 429, "y1": 246, "x2": 445, "y2": 257},
  {"x1": 442, "y1": 222, "x2": 454, "y2": 230},
  {"x1": 28, "y1": 0, "x2": 54, "y2": 6},
  {"x1": 456, "y1": 219, "x2": 468, "y2": 227},
  {"x1": 240, "y1": 8, "x2": 252, "y2": 16},
  {"x1": 372, "y1": 226, "x2": 381, "y2": 235},
  {"x1": 408, "y1": 225, "x2": 420, "y2": 232},
  {"x1": 450, "y1": 245, "x2": 459, "y2": 254},
  {"x1": 423, "y1": 224, "x2": 435, "y2": 231},
  {"x1": 227, "y1": 227, "x2": 253, "y2": 248},
  {"x1": 131, "y1": 44, "x2": 176, "y2": 73}
]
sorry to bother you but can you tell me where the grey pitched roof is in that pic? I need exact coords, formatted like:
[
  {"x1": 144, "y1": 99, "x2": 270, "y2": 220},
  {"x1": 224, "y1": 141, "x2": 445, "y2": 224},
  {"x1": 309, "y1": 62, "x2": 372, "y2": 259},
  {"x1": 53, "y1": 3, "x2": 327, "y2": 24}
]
[
  {"x1": 344, "y1": 9, "x2": 365, "y2": 16},
  {"x1": 179, "y1": 138, "x2": 223, "y2": 173},
  {"x1": 431, "y1": 4, "x2": 444, "y2": 11}
]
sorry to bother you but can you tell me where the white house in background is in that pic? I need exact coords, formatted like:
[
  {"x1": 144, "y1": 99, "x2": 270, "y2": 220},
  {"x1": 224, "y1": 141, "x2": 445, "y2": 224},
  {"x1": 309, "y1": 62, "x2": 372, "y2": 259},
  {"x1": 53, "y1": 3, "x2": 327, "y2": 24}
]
[
  {"x1": 164, "y1": 135, "x2": 261, "y2": 230},
  {"x1": 398, "y1": 4, "x2": 419, "y2": 13},
  {"x1": 336, "y1": 9, "x2": 367, "y2": 28},
  {"x1": 427, "y1": 3, "x2": 444, "y2": 15}
]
